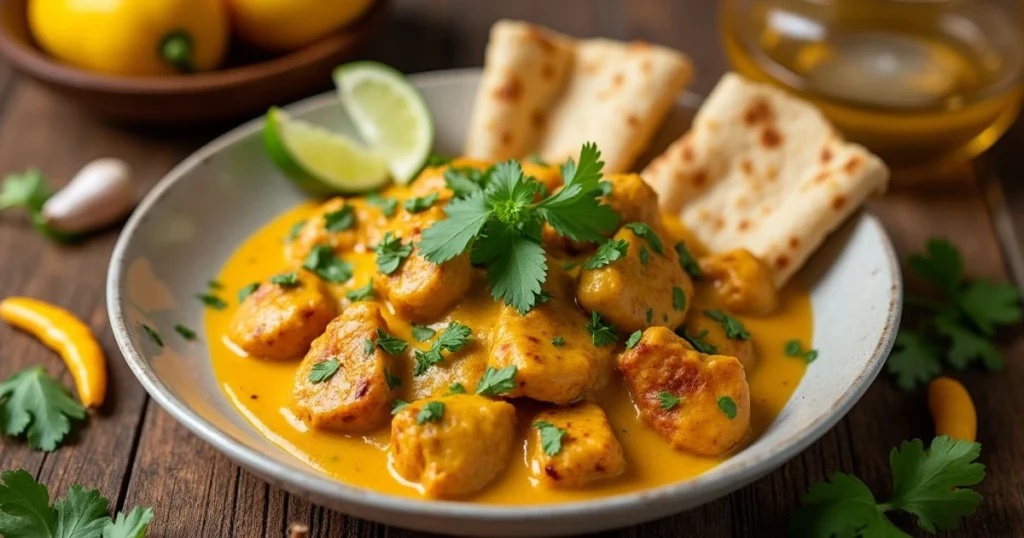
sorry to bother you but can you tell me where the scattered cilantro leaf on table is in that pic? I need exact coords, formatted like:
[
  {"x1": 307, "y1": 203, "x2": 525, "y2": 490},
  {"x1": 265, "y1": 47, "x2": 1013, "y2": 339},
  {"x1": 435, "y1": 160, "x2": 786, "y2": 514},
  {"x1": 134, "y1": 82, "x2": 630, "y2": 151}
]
[
  {"x1": 0, "y1": 469, "x2": 154, "y2": 538},
  {"x1": 418, "y1": 143, "x2": 619, "y2": 314},
  {"x1": 0, "y1": 367, "x2": 86, "y2": 452},
  {"x1": 790, "y1": 436, "x2": 984, "y2": 537},
  {"x1": 887, "y1": 332, "x2": 942, "y2": 391},
  {"x1": 957, "y1": 279, "x2": 1021, "y2": 336},
  {"x1": 533, "y1": 421, "x2": 567, "y2": 456}
]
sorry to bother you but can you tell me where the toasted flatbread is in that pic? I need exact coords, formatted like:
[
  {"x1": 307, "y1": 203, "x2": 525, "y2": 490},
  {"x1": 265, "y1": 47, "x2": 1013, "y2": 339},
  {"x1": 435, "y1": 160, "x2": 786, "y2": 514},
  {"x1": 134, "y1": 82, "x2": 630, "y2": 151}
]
[
  {"x1": 642, "y1": 73, "x2": 890, "y2": 287},
  {"x1": 465, "y1": 20, "x2": 692, "y2": 173}
]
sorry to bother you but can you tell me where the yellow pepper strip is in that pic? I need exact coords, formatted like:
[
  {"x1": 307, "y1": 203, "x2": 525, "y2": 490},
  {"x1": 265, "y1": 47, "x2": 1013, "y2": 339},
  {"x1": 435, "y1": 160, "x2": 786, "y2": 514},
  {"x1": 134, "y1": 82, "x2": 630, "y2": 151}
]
[
  {"x1": 0, "y1": 297, "x2": 106, "y2": 408},
  {"x1": 928, "y1": 376, "x2": 976, "y2": 442}
]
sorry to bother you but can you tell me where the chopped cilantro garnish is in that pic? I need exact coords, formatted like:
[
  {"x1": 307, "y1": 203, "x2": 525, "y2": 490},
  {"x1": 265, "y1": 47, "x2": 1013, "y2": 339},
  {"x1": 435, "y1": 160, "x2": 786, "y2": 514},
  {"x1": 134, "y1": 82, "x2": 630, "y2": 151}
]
[
  {"x1": 645, "y1": 308, "x2": 654, "y2": 326},
  {"x1": 533, "y1": 421, "x2": 567, "y2": 456},
  {"x1": 308, "y1": 359, "x2": 340, "y2": 384},
  {"x1": 412, "y1": 323, "x2": 472, "y2": 376},
  {"x1": 584, "y1": 238, "x2": 628, "y2": 270},
  {"x1": 366, "y1": 192, "x2": 398, "y2": 217},
  {"x1": 237, "y1": 282, "x2": 260, "y2": 303},
  {"x1": 173, "y1": 324, "x2": 197, "y2": 340},
  {"x1": 443, "y1": 166, "x2": 493, "y2": 197},
  {"x1": 674, "y1": 241, "x2": 702, "y2": 278},
  {"x1": 784, "y1": 339, "x2": 818, "y2": 363},
  {"x1": 344, "y1": 281, "x2": 375, "y2": 302},
  {"x1": 384, "y1": 369, "x2": 401, "y2": 390},
  {"x1": 373, "y1": 232, "x2": 413, "y2": 275},
  {"x1": 672, "y1": 286, "x2": 687, "y2": 311},
  {"x1": 362, "y1": 338, "x2": 375, "y2": 356},
  {"x1": 425, "y1": 153, "x2": 454, "y2": 167},
  {"x1": 551, "y1": 336, "x2": 566, "y2": 347},
  {"x1": 303, "y1": 245, "x2": 353, "y2": 283},
  {"x1": 626, "y1": 330, "x2": 642, "y2": 349},
  {"x1": 416, "y1": 401, "x2": 445, "y2": 424},
  {"x1": 418, "y1": 144, "x2": 619, "y2": 314},
  {"x1": 269, "y1": 272, "x2": 300, "y2": 288},
  {"x1": 475, "y1": 365, "x2": 517, "y2": 396},
  {"x1": 704, "y1": 309, "x2": 750, "y2": 340},
  {"x1": 141, "y1": 324, "x2": 163, "y2": 347},
  {"x1": 623, "y1": 222, "x2": 663, "y2": 255},
  {"x1": 639, "y1": 246, "x2": 650, "y2": 267},
  {"x1": 404, "y1": 192, "x2": 439, "y2": 214},
  {"x1": 287, "y1": 219, "x2": 307, "y2": 242},
  {"x1": 717, "y1": 396, "x2": 738, "y2": 419},
  {"x1": 658, "y1": 392, "x2": 681, "y2": 410},
  {"x1": 207, "y1": 280, "x2": 223, "y2": 290},
  {"x1": 391, "y1": 399, "x2": 409, "y2": 414},
  {"x1": 374, "y1": 329, "x2": 408, "y2": 355},
  {"x1": 323, "y1": 205, "x2": 355, "y2": 232},
  {"x1": 196, "y1": 293, "x2": 227, "y2": 310},
  {"x1": 411, "y1": 325, "x2": 436, "y2": 342},
  {"x1": 680, "y1": 328, "x2": 717, "y2": 354},
  {"x1": 447, "y1": 382, "x2": 466, "y2": 395},
  {"x1": 585, "y1": 311, "x2": 618, "y2": 347}
]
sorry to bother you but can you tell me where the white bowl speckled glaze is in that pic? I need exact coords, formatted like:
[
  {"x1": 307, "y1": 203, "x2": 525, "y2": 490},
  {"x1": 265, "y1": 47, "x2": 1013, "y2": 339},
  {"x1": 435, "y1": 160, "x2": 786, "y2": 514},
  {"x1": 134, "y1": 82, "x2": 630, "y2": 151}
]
[{"x1": 107, "y1": 68, "x2": 902, "y2": 536}]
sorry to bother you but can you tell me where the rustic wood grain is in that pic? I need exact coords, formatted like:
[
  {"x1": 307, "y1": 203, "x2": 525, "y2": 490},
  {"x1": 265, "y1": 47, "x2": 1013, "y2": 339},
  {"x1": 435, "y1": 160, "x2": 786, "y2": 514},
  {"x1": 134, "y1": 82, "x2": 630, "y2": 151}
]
[{"x1": 1, "y1": 0, "x2": 1023, "y2": 536}]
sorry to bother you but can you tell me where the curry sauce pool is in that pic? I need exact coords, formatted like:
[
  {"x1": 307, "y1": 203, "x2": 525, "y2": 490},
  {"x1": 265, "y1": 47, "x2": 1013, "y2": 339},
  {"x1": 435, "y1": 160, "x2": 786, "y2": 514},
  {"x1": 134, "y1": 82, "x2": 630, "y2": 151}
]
[{"x1": 204, "y1": 196, "x2": 813, "y2": 504}]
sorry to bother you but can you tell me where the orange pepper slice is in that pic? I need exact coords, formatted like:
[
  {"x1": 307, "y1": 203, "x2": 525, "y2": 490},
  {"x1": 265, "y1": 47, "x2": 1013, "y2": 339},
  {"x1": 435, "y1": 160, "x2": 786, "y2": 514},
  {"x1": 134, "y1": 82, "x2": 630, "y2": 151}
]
[
  {"x1": 0, "y1": 297, "x2": 106, "y2": 407},
  {"x1": 928, "y1": 376, "x2": 976, "y2": 442}
]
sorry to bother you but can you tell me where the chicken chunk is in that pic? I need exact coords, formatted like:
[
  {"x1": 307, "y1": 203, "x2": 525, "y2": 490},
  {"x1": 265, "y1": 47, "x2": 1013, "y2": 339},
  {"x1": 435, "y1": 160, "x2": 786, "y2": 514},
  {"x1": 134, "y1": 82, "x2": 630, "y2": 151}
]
[
  {"x1": 227, "y1": 270, "x2": 337, "y2": 360},
  {"x1": 529, "y1": 402, "x2": 625, "y2": 488},
  {"x1": 284, "y1": 198, "x2": 388, "y2": 266},
  {"x1": 489, "y1": 265, "x2": 613, "y2": 404},
  {"x1": 700, "y1": 249, "x2": 778, "y2": 316},
  {"x1": 602, "y1": 173, "x2": 660, "y2": 228},
  {"x1": 390, "y1": 394, "x2": 517, "y2": 498},
  {"x1": 291, "y1": 303, "x2": 395, "y2": 432},
  {"x1": 678, "y1": 315, "x2": 757, "y2": 371},
  {"x1": 373, "y1": 206, "x2": 472, "y2": 322},
  {"x1": 618, "y1": 327, "x2": 751, "y2": 456},
  {"x1": 577, "y1": 226, "x2": 694, "y2": 333}
]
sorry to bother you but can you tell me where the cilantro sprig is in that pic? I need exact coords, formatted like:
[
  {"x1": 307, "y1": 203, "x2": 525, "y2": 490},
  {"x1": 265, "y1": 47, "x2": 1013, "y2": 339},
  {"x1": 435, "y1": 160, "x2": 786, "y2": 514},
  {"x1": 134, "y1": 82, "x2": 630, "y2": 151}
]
[
  {"x1": 790, "y1": 436, "x2": 984, "y2": 536},
  {"x1": 0, "y1": 367, "x2": 85, "y2": 452},
  {"x1": 888, "y1": 238, "x2": 1021, "y2": 390},
  {"x1": 418, "y1": 143, "x2": 619, "y2": 313},
  {"x1": 412, "y1": 322, "x2": 472, "y2": 376},
  {"x1": 0, "y1": 469, "x2": 154, "y2": 538}
]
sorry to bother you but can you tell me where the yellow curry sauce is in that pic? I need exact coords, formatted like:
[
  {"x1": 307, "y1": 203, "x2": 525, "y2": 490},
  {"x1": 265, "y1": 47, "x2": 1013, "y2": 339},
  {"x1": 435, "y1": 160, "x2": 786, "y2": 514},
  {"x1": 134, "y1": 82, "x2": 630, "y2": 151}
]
[{"x1": 204, "y1": 169, "x2": 812, "y2": 504}]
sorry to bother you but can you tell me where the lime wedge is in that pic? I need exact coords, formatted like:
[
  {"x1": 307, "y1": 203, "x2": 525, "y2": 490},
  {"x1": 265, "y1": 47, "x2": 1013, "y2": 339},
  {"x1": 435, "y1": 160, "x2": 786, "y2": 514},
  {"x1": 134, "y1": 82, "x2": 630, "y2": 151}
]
[
  {"x1": 264, "y1": 107, "x2": 390, "y2": 195},
  {"x1": 333, "y1": 62, "x2": 434, "y2": 184}
]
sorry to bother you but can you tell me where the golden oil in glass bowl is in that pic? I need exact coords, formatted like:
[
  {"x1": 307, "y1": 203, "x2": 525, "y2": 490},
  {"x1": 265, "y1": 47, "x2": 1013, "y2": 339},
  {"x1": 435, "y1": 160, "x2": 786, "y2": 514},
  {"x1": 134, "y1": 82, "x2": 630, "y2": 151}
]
[{"x1": 721, "y1": 0, "x2": 1024, "y2": 179}]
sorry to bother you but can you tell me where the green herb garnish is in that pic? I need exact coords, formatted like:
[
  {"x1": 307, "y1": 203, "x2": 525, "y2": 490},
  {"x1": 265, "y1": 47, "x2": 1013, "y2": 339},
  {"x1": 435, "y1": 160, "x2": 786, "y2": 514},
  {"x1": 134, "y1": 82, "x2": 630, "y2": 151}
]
[
  {"x1": 411, "y1": 325, "x2": 436, "y2": 342},
  {"x1": 717, "y1": 396, "x2": 738, "y2": 419},
  {"x1": 674, "y1": 241, "x2": 701, "y2": 279},
  {"x1": 174, "y1": 324, "x2": 197, "y2": 340},
  {"x1": 384, "y1": 369, "x2": 402, "y2": 390},
  {"x1": 551, "y1": 336, "x2": 565, "y2": 347},
  {"x1": 373, "y1": 232, "x2": 413, "y2": 275},
  {"x1": 704, "y1": 310, "x2": 750, "y2": 340},
  {"x1": 404, "y1": 192, "x2": 439, "y2": 214},
  {"x1": 533, "y1": 421, "x2": 567, "y2": 456},
  {"x1": 784, "y1": 339, "x2": 818, "y2": 363},
  {"x1": 416, "y1": 401, "x2": 445, "y2": 424},
  {"x1": 344, "y1": 281, "x2": 375, "y2": 302},
  {"x1": 269, "y1": 272, "x2": 300, "y2": 288},
  {"x1": 623, "y1": 222, "x2": 663, "y2": 255},
  {"x1": 626, "y1": 330, "x2": 642, "y2": 350},
  {"x1": 658, "y1": 392, "x2": 681, "y2": 410},
  {"x1": 585, "y1": 311, "x2": 618, "y2": 347},
  {"x1": 447, "y1": 382, "x2": 466, "y2": 395},
  {"x1": 475, "y1": 365, "x2": 518, "y2": 396},
  {"x1": 412, "y1": 322, "x2": 472, "y2": 376},
  {"x1": 303, "y1": 244, "x2": 354, "y2": 283},
  {"x1": 391, "y1": 399, "x2": 409, "y2": 414},
  {"x1": 308, "y1": 359, "x2": 340, "y2": 384},
  {"x1": 141, "y1": 324, "x2": 163, "y2": 347},
  {"x1": 680, "y1": 328, "x2": 717, "y2": 354},
  {"x1": 672, "y1": 286, "x2": 687, "y2": 311},
  {"x1": 367, "y1": 192, "x2": 398, "y2": 217},
  {"x1": 287, "y1": 220, "x2": 307, "y2": 242},
  {"x1": 374, "y1": 329, "x2": 408, "y2": 355},
  {"x1": 0, "y1": 367, "x2": 86, "y2": 451},
  {"x1": 196, "y1": 293, "x2": 227, "y2": 310},
  {"x1": 237, "y1": 282, "x2": 260, "y2": 303},
  {"x1": 584, "y1": 238, "x2": 628, "y2": 270}
]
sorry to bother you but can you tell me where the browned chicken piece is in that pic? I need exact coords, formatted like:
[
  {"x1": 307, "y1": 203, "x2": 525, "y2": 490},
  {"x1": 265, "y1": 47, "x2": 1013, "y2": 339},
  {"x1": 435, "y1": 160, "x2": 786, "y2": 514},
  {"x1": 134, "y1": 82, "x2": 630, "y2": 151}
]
[
  {"x1": 489, "y1": 265, "x2": 614, "y2": 404},
  {"x1": 390, "y1": 394, "x2": 517, "y2": 498},
  {"x1": 529, "y1": 402, "x2": 625, "y2": 488},
  {"x1": 602, "y1": 173, "x2": 661, "y2": 228},
  {"x1": 699, "y1": 249, "x2": 778, "y2": 316},
  {"x1": 373, "y1": 206, "x2": 472, "y2": 322},
  {"x1": 291, "y1": 303, "x2": 396, "y2": 432},
  {"x1": 618, "y1": 327, "x2": 751, "y2": 457},
  {"x1": 284, "y1": 197, "x2": 389, "y2": 266},
  {"x1": 227, "y1": 270, "x2": 337, "y2": 360},
  {"x1": 678, "y1": 315, "x2": 757, "y2": 371},
  {"x1": 577, "y1": 226, "x2": 694, "y2": 333}
]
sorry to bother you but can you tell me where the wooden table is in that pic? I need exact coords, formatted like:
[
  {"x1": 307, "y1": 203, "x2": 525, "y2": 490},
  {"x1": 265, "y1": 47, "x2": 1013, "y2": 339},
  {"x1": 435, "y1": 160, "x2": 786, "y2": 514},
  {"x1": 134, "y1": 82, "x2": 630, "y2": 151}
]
[{"x1": 2, "y1": 1, "x2": 1023, "y2": 536}]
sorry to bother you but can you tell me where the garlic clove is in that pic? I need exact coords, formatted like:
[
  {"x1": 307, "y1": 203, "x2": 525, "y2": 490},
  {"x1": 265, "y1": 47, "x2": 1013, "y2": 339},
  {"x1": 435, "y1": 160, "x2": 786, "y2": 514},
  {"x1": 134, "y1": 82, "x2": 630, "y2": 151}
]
[{"x1": 42, "y1": 158, "x2": 134, "y2": 234}]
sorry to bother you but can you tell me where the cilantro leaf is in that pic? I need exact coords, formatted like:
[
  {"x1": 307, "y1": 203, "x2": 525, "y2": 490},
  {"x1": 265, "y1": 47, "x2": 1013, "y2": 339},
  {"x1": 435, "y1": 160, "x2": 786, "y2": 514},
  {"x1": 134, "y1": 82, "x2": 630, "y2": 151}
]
[
  {"x1": 269, "y1": 272, "x2": 299, "y2": 287},
  {"x1": 102, "y1": 507, "x2": 154, "y2": 538},
  {"x1": 443, "y1": 167, "x2": 491, "y2": 198},
  {"x1": 237, "y1": 282, "x2": 260, "y2": 303},
  {"x1": 623, "y1": 222, "x2": 664, "y2": 255},
  {"x1": 447, "y1": 383, "x2": 466, "y2": 395},
  {"x1": 412, "y1": 323, "x2": 472, "y2": 376},
  {"x1": 207, "y1": 280, "x2": 223, "y2": 290},
  {"x1": 784, "y1": 339, "x2": 819, "y2": 363},
  {"x1": 717, "y1": 396, "x2": 738, "y2": 419},
  {"x1": 789, "y1": 473, "x2": 900, "y2": 538},
  {"x1": 173, "y1": 324, "x2": 196, "y2": 341},
  {"x1": 658, "y1": 392, "x2": 681, "y2": 410},
  {"x1": 287, "y1": 220, "x2": 307, "y2": 242},
  {"x1": 908, "y1": 238, "x2": 962, "y2": 298},
  {"x1": 674, "y1": 241, "x2": 702, "y2": 279},
  {"x1": 419, "y1": 191, "x2": 490, "y2": 264},
  {"x1": 956, "y1": 279, "x2": 1022, "y2": 336},
  {"x1": 55, "y1": 485, "x2": 110, "y2": 538},
  {"x1": 195, "y1": 293, "x2": 227, "y2": 310},
  {"x1": 416, "y1": 401, "x2": 445, "y2": 424},
  {"x1": 366, "y1": 193, "x2": 397, "y2": 217},
  {"x1": 639, "y1": 246, "x2": 650, "y2": 267},
  {"x1": 472, "y1": 220, "x2": 547, "y2": 314},
  {"x1": 411, "y1": 325, "x2": 436, "y2": 342},
  {"x1": 583, "y1": 239, "x2": 628, "y2": 270},
  {"x1": 140, "y1": 325, "x2": 163, "y2": 348},
  {"x1": 373, "y1": 232, "x2": 413, "y2": 275},
  {"x1": 703, "y1": 310, "x2": 750, "y2": 340},
  {"x1": 680, "y1": 328, "x2": 717, "y2": 354},
  {"x1": 344, "y1": 282, "x2": 375, "y2": 302},
  {"x1": 887, "y1": 332, "x2": 942, "y2": 390},
  {"x1": 303, "y1": 245, "x2": 353, "y2": 283},
  {"x1": 323, "y1": 206, "x2": 355, "y2": 232},
  {"x1": 412, "y1": 349, "x2": 443, "y2": 377},
  {"x1": 425, "y1": 153, "x2": 453, "y2": 167},
  {"x1": 0, "y1": 366, "x2": 86, "y2": 451},
  {"x1": 435, "y1": 322, "x2": 472, "y2": 353},
  {"x1": 626, "y1": 330, "x2": 642, "y2": 350},
  {"x1": 533, "y1": 421, "x2": 567, "y2": 456},
  {"x1": 308, "y1": 359, "x2": 340, "y2": 384},
  {"x1": 404, "y1": 193, "x2": 439, "y2": 214},
  {"x1": 0, "y1": 468, "x2": 57, "y2": 536},
  {"x1": 475, "y1": 366, "x2": 517, "y2": 396},
  {"x1": 391, "y1": 400, "x2": 409, "y2": 414},
  {"x1": 384, "y1": 369, "x2": 401, "y2": 390},
  {"x1": 585, "y1": 311, "x2": 618, "y2": 347},
  {"x1": 672, "y1": 286, "x2": 687, "y2": 311},
  {"x1": 536, "y1": 144, "x2": 619, "y2": 242},
  {"x1": 0, "y1": 169, "x2": 50, "y2": 212},
  {"x1": 374, "y1": 329, "x2": 407, "y2": 355},
  {"x1": 934, "y1": 316, "x2": 1004, "y2": 371},
  {"x1": 362, "y1": 338, "x2": 374, "y2": 356},
  {"x1": 551, "y1": 336, "x2": 565, "y2": 347},
  {"x1": 888, "y1": 436, "x2": 985, "y2": 532}
]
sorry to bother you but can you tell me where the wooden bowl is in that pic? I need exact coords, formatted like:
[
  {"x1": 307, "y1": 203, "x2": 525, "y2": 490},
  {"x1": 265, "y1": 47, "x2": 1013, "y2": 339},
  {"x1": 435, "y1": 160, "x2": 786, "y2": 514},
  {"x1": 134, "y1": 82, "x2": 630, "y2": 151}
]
[{"x1": 0, "y1": 0, "x2": 390, "y2": 124}]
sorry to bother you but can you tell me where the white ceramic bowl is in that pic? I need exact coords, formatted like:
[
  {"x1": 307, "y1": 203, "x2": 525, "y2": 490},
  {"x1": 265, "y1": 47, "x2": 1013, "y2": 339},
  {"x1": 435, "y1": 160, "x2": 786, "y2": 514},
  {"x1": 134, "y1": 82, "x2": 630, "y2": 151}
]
[{"x1": 107, "y1": 68, "x2": 902, "y2": 536}]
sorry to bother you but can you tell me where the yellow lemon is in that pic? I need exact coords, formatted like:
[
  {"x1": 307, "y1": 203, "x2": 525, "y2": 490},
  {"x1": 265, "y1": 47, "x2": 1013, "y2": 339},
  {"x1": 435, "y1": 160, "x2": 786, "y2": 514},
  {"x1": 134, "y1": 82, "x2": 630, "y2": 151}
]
[
  {"x1": 29, "y1": 0, "x2": 229, "y2": 76},
  {"x1": 225, "y1": 0, "x2": 376, "y2": 52}
]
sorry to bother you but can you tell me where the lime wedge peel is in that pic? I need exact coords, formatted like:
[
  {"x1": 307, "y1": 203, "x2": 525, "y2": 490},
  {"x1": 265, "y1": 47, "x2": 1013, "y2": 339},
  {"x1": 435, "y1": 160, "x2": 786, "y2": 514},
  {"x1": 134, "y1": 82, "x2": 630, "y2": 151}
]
[
  {"x1": 333, "y1": 61, "x2": 434, "y2": 184},
  {"x1": 264, "y1": 107, "x2": 391, "y2": 195}
]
